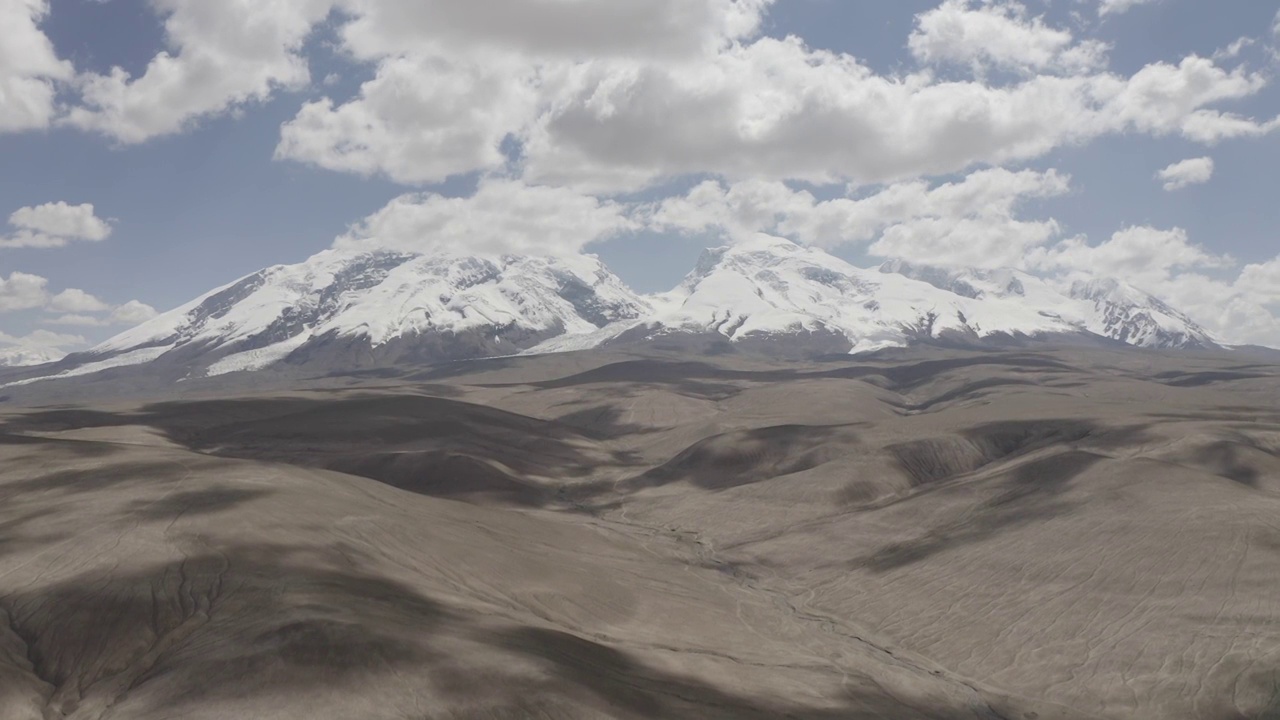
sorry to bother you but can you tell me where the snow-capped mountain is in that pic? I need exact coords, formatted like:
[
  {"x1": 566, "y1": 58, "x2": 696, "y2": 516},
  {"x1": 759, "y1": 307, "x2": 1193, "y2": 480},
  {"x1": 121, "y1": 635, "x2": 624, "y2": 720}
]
[
  {"x1": 54, "y1": 249, "x2": 649, "y2": 380},
  {"x1": 881, "y1": 260, "x2": 1217, "y2": 349},
  {"x1": 537, "y1": 235, "x2": 1218, "y2": 357},
  {"x1": 878, "y1": 260, "x2": 1032, "y2": 300},
  {"x1": 0, "y1": 347, "x2": 69, "y2": 368},
  {"x1": 588, "y1": 234, "x2": 1165, "y2": 354},
  {"x1": 1067, "y1": 278, "x2": 1216, "y2": 349},
  {"x1": 7, "y1": 236, "x2": 1223, "y2": 387}
]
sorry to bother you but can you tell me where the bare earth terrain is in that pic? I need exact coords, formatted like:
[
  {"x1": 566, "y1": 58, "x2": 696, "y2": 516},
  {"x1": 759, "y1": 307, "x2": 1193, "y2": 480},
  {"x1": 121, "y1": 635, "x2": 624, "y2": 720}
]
[{"x1": 1, "y1": 345, "x2": 1278, "y2": 719}]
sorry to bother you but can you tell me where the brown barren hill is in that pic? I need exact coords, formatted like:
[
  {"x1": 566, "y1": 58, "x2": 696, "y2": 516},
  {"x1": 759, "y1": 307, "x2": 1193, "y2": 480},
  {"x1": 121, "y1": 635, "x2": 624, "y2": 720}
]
[{"x1": 0, "y1": 345, "x2": 1277, "y2": 719}]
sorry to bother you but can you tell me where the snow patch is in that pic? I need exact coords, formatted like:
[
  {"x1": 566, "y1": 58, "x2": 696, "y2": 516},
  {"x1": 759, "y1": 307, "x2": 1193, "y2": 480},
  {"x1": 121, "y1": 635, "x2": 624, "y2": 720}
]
[
  {"x1": 204, "y1": 334, "x2": 311, "y2": 377},
  {"x1": 2, "y1": 345, "x2": 172, "y2": 387}
]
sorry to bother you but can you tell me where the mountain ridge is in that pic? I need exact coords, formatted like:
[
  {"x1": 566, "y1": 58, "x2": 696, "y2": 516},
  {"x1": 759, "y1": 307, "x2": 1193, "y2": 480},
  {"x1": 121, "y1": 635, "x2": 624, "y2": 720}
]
[{"x1": 3, "y1": 236, "x2": 1225, "y2": 383}]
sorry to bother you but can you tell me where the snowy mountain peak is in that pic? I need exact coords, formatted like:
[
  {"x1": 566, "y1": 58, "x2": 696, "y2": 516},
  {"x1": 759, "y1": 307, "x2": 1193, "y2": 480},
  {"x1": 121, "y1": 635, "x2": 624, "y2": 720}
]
[
  {"x1": 686, "y1": 234, "x2": 804, "y2": 280},
  {"x1": 1068, "y1": 278, "x2": 1216, "y2": 349},
  {"x1": 878, "y1": 260, "x2": 1032, "y2": 300},
  {"x1": 636, "y1": 235, "x2": 1085, "y2": 354},
  {"x1": 879, "y1": 261, "x2": 1218, "y2": 350},
  {"x1": 1070, "y1": 277, "x2": 1153, "y2": 306},
  {"x1": 90, "y1": 249, "x2": 651, "y2": 376},
  {"x1": 10, "y1": 240, "x2": 1226, "y2": 387}
]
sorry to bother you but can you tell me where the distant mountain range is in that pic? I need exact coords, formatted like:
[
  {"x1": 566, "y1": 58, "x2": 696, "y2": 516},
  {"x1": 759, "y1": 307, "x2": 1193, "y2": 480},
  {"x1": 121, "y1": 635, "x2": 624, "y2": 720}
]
[
  {"x1": 3, "y1": 234, "x2": 1221, "y2": 384},
  {"x1": 0, "y1": 347, "x2": 68, "y2": 368}
]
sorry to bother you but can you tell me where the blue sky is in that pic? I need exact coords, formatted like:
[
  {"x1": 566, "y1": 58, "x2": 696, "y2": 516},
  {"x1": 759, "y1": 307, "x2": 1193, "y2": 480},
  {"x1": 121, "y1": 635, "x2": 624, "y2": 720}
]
[{"x1": 1, "y1": 0, "x2": 1279, "y2": 360}]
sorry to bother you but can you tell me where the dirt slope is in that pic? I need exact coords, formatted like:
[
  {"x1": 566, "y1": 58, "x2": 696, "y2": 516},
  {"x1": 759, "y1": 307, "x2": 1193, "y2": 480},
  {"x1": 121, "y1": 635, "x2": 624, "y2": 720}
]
[{"x1": 0, "y1": 345, "x2": 1277, "y2": 719}]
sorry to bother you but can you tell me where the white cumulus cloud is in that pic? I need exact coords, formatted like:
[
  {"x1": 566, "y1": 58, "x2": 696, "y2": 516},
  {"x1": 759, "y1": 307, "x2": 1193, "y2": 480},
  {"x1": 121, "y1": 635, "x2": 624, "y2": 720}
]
[
  {"x1": 910, "y1": 0, "x2": 1109, "y2": 76},
  {"x1": 1237, "y1": 257, "x2": 1280, "y2": 304},
  {"x1": 0, "y1": 0, "x2": 73, "y2": 133},
  {"x1": 45, "y1": 314, "x2": 106, "y2": 327},
  {"x1": 276, "y1": 54, "x2": 539, "y2": 184},
  {"x1": 1029, "y1": 226, "x2": 1231, "y2": 283},
  {"x1": 0, "y1": 271, "x2": 51, "y2": 311},
  {"x1": 1, "y1": 202, "x2": 113, "y2": 248},
  {"x1": 0, "y1": 267, "x2": 155, "y2": 330},
  {"x1": 63, "y1": 0, "x2": 334, "y2": 143},
  {"x1": 336, "y1": 0, "x2": 772, "y2": 62},
  {"x1": 44, "y1": 300, "x2": 158, "y2": 327},
  {"x1": 107, "y1": 300, "x2": 160, "y2": 325},
  {"x1": 49, "y1": 288, "x2": 111, "y2": 313},
  {"x1": 650, "y1": 168, "x2": 1073, "y2": 268},
  {"x1": 264, "y1": 2, "x2": 1280, "y2": 192},
  {"x1": 335, "y1": 179, "x2": 638, "y2": 256},
  {"x1": 64, "y1": 0, "x2": 773, "y2": 146},
  {"x1": 1156, "y1": 157, "x2": 1215, "y2": 191},
  {"x1": 528, "y1": 42, "x2": 1276, "y2": 192},
  {"x1": 49, "y1": 0, "x2": 1275, "y2": 192},
  {"x1": 1098, "y1": 0, "x2": 1158, "y2": 18}
]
